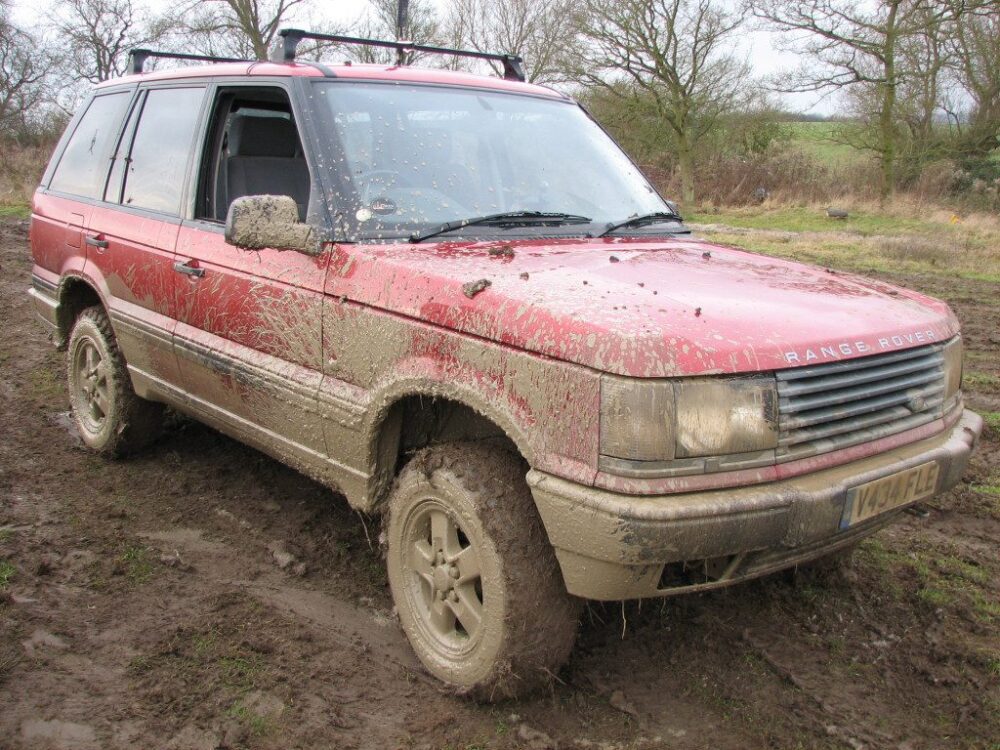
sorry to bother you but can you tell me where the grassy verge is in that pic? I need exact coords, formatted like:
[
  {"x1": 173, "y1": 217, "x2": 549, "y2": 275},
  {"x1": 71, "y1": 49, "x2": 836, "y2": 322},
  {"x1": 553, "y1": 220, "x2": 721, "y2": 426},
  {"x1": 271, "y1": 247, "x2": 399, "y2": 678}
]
[{"x1": 688, "y1": 205, "x2": 1000, "y2": 282}]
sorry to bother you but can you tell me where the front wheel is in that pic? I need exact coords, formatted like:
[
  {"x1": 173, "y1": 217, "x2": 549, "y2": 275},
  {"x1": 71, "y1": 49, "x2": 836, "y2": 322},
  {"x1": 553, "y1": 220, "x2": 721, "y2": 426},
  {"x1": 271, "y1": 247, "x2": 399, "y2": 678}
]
[
  {"x1": 385, "y1": 443, "x2": 579, "y2": 700},
  {"x1": 67, "y1": 306, "x2": 163, "y2": 455}
]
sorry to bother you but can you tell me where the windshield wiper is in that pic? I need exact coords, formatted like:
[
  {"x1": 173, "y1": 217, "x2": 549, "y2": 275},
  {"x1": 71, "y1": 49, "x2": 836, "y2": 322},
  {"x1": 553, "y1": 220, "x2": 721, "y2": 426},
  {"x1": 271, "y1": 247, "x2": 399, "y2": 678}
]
[
  {"x1": 408, "y1": 211, "x2": 592, "y2": 243},
  {"x1": 597, "y1": 211, "x2": 684, "y2": 238}
]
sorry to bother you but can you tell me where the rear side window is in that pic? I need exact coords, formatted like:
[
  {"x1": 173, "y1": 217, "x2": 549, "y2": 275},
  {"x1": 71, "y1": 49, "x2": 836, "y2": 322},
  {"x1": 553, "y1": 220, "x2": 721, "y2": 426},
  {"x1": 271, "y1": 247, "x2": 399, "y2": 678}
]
[
  {"x1": 48, "y1": 92, "x2": 131, "y2": 199},
  {"x1": 121, "y1": 87, "x2": 206, "y2": 215}
]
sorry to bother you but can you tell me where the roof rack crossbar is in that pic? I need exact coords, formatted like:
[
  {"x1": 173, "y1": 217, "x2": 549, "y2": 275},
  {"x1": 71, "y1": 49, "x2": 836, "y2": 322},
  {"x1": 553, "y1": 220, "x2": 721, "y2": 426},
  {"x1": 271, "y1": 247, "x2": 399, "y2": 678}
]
[
  {"x1": 275, "y1": 29, "x2": 526, "y2": 82},
  {"x1": 128, "y1": 48, "x2": 250, "y2": 75}
]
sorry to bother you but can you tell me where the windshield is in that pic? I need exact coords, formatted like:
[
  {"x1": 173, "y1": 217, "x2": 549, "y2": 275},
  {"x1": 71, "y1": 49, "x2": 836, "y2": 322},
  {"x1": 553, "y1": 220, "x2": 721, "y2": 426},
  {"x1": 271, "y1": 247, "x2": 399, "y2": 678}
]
[{"x1": 312, "y1": 81, "x2": 674, "y2": 241}]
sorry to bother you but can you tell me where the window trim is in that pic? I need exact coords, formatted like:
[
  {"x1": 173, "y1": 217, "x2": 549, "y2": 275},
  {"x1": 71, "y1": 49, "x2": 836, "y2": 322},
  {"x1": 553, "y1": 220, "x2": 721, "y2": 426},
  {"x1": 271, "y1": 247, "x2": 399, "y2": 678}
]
[
  {"x1": 43, "y1": 87, "x2": 137, "y2": 199},
  {"x1": 191, "y1": 82, "x2": 308, "y2": 225},
  {"x1": 111, "y1": 83, "x2": 211, "y2": 218}
]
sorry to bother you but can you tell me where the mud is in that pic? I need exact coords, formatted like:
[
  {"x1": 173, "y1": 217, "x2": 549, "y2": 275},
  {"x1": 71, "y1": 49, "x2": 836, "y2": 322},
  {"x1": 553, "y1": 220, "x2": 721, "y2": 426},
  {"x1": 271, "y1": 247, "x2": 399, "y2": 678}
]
[
  {"x1": 225, "y1": 195, "x2": 318, "y2": 255},
  {"x1": 2, "y1": 215, "x2": 998, "y2": 748},
  {"x1": 462, "y1": 278, "x2": 492, "y2": 298}
]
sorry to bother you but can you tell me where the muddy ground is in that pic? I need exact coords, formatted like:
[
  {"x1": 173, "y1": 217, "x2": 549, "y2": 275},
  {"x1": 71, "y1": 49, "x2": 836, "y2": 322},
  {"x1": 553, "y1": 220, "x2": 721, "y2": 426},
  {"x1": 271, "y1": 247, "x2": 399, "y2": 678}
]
[{"x1": 1, "y1": 215, "x2": 997, "y2": 750}]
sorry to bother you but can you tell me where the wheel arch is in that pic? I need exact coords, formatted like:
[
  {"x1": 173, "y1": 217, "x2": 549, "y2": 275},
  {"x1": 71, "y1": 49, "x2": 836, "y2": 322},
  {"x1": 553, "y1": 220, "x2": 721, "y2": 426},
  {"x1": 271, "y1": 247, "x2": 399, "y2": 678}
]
[
  {"x1": 362, "y1": 381, "x2": 535, "y2": 513},
  {"x1": 55, "y1": 275, "x2": 105, "y2": 348}
]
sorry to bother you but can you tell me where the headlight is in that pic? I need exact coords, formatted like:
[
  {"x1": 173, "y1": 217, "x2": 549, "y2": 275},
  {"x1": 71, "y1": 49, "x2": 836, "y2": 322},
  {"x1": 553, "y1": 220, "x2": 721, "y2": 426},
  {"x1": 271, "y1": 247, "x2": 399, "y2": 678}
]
[
  {"x1": 599, "y1": 375, "x2": 778, "y2": 466},
  {"x1": 942, "y1": 336, "x2": 962, "y2": 402},
  {"x1": 673, "y1": 378, "x2": 778, "y2": 457}
]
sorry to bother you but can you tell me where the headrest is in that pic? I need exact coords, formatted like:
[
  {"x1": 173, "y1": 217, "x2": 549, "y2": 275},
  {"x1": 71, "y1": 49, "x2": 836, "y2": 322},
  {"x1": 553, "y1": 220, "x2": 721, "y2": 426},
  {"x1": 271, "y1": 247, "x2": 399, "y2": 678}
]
[{"x1": 228, "y1": 115, "x2": 300, "y2": 158}]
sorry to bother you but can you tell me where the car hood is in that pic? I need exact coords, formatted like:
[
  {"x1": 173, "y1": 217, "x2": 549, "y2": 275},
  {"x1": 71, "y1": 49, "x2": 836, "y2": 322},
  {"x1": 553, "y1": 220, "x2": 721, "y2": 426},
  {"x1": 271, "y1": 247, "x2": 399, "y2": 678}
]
[{"x1": 327, "y1": 236, "x2": 959, "y2": 377}]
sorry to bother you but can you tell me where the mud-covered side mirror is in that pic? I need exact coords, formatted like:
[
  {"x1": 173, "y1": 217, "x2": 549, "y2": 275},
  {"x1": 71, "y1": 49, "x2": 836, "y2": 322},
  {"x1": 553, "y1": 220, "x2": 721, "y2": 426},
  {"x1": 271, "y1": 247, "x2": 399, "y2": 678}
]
[{"x1": 224, "y1": 195, "x2": 320, "y2": 255}]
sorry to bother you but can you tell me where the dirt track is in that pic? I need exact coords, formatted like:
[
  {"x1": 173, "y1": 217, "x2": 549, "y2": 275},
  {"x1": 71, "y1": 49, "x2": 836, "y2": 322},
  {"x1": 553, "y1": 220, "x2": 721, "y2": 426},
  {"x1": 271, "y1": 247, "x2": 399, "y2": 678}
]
[{"x1": 1, "y1": 216, "x2": 998, "y2": 750}]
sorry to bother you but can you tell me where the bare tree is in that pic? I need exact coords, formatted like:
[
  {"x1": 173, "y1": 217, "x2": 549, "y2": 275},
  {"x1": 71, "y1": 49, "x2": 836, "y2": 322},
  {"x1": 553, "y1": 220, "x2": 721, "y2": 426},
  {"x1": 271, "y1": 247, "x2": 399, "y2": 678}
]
[
  {"x1": 351, "y1": 0, "x2": 442, "y2": 64},
  {"x1": 54, "y1": 0, "x2": 177, "y2": 83},
  {"x1": 576, "y1": 0, "x2": 752, "y2": 204},
  {"x1": 183, "y1": 0, "x2": 308, "y2": 60},
  {"x1": 1, "y1": 2, "x2": 54, "y2": 139},
  {"x1": 749, "y1": 0, "x2": 954, "y2": 200},
  {"x1": 443, "y1": 0, "x2": 582, "y2": 84},
  {"x1": 950, "y1": 2, "x2": 1000, "y2": 157}
]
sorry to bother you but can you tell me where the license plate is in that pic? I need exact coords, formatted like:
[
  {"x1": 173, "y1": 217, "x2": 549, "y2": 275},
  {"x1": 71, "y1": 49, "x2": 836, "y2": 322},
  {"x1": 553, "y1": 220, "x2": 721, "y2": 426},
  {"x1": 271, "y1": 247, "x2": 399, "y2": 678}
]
[{"x1": 841, "y1": 461, "x2": 940, "y2": 528}]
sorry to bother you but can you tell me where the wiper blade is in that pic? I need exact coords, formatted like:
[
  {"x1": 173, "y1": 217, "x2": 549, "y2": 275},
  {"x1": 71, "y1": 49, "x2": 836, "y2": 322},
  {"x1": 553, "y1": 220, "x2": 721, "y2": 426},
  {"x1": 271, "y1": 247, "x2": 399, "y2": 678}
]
[
  {"x1": 597, "y1": 211, "x2": 683, "y2": 238},
  {"x1": 409, "y1": 211, "x2": 592, "y2": 243}
]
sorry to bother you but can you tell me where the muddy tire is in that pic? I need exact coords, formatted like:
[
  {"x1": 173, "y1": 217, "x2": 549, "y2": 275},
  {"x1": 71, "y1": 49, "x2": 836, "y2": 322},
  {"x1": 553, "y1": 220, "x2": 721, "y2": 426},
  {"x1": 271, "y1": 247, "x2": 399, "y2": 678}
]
[
  {"x1": 66, "y1": 306, "x2": 163, "y2": 455},
  {"x1": 385, "y1": 443, "x2": 579, "y2": 700}
]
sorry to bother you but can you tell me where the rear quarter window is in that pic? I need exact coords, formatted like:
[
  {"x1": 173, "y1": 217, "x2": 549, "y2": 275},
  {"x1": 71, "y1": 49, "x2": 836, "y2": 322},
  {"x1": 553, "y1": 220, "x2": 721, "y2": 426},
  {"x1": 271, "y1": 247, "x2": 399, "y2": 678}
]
[
  {"x1": 48, "y1": 92, "x2": 132, "y2": 199},
  {"x1": 121, "y1": 87, "x2": 206, "y2": 215}
]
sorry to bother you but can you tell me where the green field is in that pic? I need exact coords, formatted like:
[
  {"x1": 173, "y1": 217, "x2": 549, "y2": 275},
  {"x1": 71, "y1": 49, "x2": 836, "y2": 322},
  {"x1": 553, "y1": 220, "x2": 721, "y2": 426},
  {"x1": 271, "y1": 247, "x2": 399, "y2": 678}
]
[{"x1": 783, "y1": 121, "x2": 865, "y2": 165}]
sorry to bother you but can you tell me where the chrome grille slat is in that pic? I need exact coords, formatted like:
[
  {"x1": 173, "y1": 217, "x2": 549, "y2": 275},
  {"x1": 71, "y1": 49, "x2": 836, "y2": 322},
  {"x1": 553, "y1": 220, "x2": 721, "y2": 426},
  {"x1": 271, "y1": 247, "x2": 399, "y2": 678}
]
[
  {"x1": 776, "y1": 344, "x2": 948, "y2": 459},
  {"x1": 779, "y1": 396, "x2": 945, "y2": 447},
  {"x1": 781, "y1": 382, "x2": 944, "y2": 430},
  {"x1": 777, "y1": 353, "x2": 942, "y2": 396},
  {"x1": 776, "y1": 344, "x2": 940, "y2": 381},
  {"x1": 778, "y1": 409, "x2": 942, "y2": 461},
  {"x1": 779, "y1": 369, "x2": 944, "y2": 414}
]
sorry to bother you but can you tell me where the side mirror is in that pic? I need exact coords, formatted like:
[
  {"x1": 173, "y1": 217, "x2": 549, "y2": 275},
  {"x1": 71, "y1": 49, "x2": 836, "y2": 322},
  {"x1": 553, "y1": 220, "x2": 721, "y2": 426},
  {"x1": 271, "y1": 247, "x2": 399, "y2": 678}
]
[{"x1": 224, "y1": 195, "x2": 320, "y2": 255}]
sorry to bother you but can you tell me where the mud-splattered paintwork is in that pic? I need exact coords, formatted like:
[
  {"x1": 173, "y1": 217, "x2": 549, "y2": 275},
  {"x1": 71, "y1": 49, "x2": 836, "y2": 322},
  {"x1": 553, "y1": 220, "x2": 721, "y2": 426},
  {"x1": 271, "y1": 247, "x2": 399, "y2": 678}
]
[
  {"x1": 324, "y1": 237, "x2": 958, "y2": 378},
  {"x1": 30, "y1": 180, "x2": 962, "y2": 512}
]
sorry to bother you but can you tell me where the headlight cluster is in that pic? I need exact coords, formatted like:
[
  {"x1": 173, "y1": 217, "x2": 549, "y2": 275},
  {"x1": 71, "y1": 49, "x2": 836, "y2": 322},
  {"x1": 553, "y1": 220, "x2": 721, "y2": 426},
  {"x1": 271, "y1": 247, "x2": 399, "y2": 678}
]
[{"x1": 600, "y1": 374, "x2": 778, "y2": 469}]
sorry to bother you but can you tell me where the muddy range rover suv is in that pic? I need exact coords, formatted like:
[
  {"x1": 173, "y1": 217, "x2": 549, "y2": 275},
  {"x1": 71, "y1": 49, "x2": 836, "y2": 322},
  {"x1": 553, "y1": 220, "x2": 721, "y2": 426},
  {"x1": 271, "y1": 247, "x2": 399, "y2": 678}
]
[{"x1": 28, "y1": 30, "x2": 982, "y2": 698}]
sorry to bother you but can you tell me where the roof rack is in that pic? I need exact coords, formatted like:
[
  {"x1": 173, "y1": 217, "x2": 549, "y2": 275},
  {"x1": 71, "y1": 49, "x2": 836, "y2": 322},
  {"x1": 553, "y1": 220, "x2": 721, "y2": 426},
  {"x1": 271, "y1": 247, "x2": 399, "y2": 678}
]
[
  {"x1": 128, "y1": 49, "x2": 250, "y2": 75},
  {"x1": 274, "y1": 28, "x2": 526, "y2": 82}
]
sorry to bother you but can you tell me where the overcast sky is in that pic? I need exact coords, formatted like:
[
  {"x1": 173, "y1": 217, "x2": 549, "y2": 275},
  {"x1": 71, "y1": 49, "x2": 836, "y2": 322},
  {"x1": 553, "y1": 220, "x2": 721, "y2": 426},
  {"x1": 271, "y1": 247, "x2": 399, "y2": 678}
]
[{"x1": 9, "y1": 0, "x2": 832, "y2": 115}]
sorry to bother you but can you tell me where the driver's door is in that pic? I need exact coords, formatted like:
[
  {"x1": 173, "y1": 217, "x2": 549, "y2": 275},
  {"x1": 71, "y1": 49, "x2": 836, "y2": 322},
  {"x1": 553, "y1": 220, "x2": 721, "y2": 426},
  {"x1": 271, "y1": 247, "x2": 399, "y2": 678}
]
[{"x1": 171, "y1": 84, "x2": 330, "y2": 460}]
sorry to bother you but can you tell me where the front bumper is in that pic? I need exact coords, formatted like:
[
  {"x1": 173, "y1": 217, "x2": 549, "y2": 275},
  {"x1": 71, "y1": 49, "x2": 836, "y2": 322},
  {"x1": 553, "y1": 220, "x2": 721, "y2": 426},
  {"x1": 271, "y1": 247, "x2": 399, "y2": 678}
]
[{"x1": 528, "y1": 409, "x2": 983, "y2": 600}]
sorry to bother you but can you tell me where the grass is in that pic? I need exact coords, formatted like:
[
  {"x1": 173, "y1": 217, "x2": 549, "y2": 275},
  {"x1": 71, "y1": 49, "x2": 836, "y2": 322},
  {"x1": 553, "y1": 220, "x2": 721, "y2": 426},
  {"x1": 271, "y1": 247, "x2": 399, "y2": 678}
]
[
  {"x1": 118, "y1": 544, "x2": 154, "y2": 585},
  {"x1": 784, "y1": 121, "x2": 865, "y2": 166},
  {"x1": 981, "y1": 412, "x2": 1000, "y2": 433},
  {"x1": 227, "y1": 700, "x2": 276, "y2": 737},
  {"x1": 219, "y1": 654, "x2": 266, "y2": 691},
  {"x1": 964, "y1": 372, "x2": 1000, "y2": 389},
  {"x1": 687, "y1": 205, "x2": 1000, "y2": 282},
  {"x1": 688, "y1": 205, "x2": 949, "y2": 236},
  {"x1": 489, "y1": 709, "x2": 510, "y2": 737},
  {"x1": 857, "y1": 537, "x2": 998, "y2": 621},
  {"x1": 0, "y1": 560, "x2": 16, "y2": 589},
  {"x1": 0, "y1": 203, "x2": 29, "y2": 219},
  {"x1": 987, "y1": 656, "x2": 1000, "y2": 678}
]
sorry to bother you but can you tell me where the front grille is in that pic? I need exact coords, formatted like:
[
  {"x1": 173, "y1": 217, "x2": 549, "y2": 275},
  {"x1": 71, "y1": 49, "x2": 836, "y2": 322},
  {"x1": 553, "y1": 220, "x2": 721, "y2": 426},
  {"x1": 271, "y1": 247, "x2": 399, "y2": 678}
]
[{"x1": 776, "y1": 344, "x2": 949, "y2": 461}]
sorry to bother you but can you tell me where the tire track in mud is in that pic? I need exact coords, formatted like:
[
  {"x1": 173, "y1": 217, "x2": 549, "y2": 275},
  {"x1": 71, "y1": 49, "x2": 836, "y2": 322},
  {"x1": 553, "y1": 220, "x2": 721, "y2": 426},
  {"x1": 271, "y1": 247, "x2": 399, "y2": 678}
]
[{"x1": 142, "y1": 527, "x2": 429, "y2": 679}]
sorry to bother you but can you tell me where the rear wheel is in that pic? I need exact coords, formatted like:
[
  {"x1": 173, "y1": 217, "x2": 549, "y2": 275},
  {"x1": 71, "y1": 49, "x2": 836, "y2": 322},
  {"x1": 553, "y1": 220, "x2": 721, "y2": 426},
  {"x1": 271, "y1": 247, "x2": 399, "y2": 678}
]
[
  {"x1": 67, "y1": 306, "x2": 163, "y2": 455},
  {"x1": 385, "y1": 443, "x2": 579, "y2": 700}
]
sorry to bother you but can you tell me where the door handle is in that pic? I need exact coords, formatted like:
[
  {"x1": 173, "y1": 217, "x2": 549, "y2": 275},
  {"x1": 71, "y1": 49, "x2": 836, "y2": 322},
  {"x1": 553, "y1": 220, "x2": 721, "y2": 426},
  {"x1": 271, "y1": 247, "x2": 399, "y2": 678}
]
[
  {"x1": 85, "y1": 235, "x2": 109, "y2": 249},
  {"x1": 173, "y1": 260, "x2": 205, "y2": 278}
]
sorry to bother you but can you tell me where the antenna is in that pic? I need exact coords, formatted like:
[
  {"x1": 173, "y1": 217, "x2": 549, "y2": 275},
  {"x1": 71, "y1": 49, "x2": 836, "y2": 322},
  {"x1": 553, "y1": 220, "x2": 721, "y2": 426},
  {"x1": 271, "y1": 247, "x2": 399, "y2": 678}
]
[{"x1": 395, "y1": 0, "x2": 411, "y2": 66}]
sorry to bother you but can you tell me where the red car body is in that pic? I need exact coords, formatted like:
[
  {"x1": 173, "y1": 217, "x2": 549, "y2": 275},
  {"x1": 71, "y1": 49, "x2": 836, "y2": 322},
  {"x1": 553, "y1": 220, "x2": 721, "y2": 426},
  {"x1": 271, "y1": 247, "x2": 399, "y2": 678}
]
[{"x1": 29, "y1": 59, "x2": 982, "y2": 604}]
